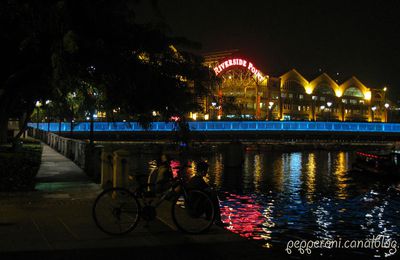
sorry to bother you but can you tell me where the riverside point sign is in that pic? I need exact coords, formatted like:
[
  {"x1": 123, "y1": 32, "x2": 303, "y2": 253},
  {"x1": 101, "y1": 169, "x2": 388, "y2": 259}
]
[{"x1": 213, "y1": 58, "x2": 267, "y2": 83}]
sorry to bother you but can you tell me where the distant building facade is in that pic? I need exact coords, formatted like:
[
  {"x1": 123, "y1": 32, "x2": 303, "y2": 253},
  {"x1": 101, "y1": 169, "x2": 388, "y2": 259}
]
[{"x1": 202, "y1": 50, "x2": 389, "y2": 122}]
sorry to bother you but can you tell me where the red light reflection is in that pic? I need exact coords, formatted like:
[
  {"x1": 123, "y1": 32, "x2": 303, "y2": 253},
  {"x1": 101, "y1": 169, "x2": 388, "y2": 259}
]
[{"x1": 220, "y1": 193, "x2": 269, "y2": 241}]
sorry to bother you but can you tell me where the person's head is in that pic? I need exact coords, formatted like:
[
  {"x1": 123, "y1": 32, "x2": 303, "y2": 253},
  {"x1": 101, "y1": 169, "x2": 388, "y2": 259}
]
[
  {"x1": 160, "y1": 154, "x2": 169, "y2": 164},
  {"x1": 196, "y1": 160, "x2": 209, "y2": 176}
]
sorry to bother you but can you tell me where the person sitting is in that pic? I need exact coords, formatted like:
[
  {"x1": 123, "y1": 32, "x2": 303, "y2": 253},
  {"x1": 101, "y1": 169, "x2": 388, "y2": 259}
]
[
  {"x1": 148, "y1": 154, "x2": 173, "y2": 194},
  {"x1": 186, "y1": 160, "x2": 228, "y2": 227}
]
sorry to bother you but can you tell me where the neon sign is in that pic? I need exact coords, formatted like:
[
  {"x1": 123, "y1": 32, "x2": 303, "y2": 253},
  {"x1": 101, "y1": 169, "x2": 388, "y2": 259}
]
[{"x1": 213, "y1": 58, "x2": 266, "y2": 82}]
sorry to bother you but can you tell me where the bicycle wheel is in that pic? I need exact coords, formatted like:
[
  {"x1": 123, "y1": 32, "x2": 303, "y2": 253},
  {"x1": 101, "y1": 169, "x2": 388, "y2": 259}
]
[
  {"x1": 171, "y1": 189, "x2": 215, "y2": 234},
  {"x1": 92, "y1": 188, "x2": 140, "y2": 235}
]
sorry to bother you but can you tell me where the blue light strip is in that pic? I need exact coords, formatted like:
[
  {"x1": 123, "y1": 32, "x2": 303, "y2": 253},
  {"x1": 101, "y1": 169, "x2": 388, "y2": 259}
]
[{"x1": 28, "y1": 121, "x2": 400, "y2": 133}]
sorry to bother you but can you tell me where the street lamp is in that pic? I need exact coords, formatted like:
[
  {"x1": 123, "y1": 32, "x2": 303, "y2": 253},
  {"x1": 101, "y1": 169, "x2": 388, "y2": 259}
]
[
  {"x1": 371, "y1": 106, "x2": 377, "y2": 122},
  {"x1": 211, "y1": 102, "x2": 217, "y2": 119},
  {"x1": 320, "y1": 105, "x2": 325, "y2": 121},
  {"x1": 268, "y1": 101, "x2": 274, "y2": 120},
  {"x1": 327, "y1": 102, "x2": 332, "y2": 121},
  {"x1": 35, "y1": 101, "x2": 42, "y2": 131},
  {"x1": 45, "y1": 100, "x2": 51, "y2": 131},
  {"x1": 384, "y1": 103, "x2": 390, "y2": 122}
]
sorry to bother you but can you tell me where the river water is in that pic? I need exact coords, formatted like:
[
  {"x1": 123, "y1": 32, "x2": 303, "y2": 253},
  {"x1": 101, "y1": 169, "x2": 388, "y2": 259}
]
[{"x1": 135, "y1": 149, "x2": 400, "y2": 257}]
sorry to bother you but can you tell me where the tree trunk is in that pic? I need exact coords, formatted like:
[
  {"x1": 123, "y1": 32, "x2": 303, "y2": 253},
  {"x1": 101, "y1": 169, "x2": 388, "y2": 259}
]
[{"x1": 14, "y1": 112, "x2": 31, "y2": 140}]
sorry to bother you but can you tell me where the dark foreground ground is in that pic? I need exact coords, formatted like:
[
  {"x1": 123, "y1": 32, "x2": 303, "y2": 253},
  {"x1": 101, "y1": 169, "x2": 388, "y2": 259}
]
[{"x1": 0, "y1": 144, "x2": 272, "y2": 260}]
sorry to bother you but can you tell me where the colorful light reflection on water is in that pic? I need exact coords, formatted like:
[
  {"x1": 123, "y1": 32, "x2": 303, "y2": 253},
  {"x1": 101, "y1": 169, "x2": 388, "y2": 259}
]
[
  {"x1": 203, "y1": 151, "x2": 400, "y2": 257},
  {"x1": 138, "y1": 150, "x2": 400, "y2": 256}
]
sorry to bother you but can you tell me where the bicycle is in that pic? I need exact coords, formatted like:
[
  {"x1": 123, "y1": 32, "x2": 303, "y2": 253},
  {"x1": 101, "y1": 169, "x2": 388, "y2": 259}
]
[{"x1": 92, "y1": 166, "x2": 216, "y2": 235}]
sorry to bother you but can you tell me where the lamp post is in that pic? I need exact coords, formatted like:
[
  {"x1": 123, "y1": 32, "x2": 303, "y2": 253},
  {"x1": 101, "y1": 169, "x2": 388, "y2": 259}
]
[
  {"x1": 371, "y1": 106, "x2": 377, "y2": 122},
  {"x1": 211, "y1": 101, "x2": 217, "y2": 120},
  {"x1": 312, "y1": 95, "x2": 317, "y2": 121},
  {"x1": 320, "y1": 105, "x2": 325, "y2": 121},
  {"x1": 268, "y1": 101, "x2": 274, "y2": 121},
  {"x1": 35, "y1": 101, "x2": 42, "y2": 131},
  {"x1": 384, "y1": 103, "x2": 390, "y2": 122},
  {"x1": 327, "y1": 102, "x2": 332, "y2": 121},
  {"x1": 45, "y1": 100, "x2": 51, "y2": 131}
]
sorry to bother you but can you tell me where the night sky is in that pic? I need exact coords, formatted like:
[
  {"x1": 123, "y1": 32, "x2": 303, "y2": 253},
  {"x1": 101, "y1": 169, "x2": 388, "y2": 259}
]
[{"x1": 136, "y1": 0, "x2": 400, "y2": 98}]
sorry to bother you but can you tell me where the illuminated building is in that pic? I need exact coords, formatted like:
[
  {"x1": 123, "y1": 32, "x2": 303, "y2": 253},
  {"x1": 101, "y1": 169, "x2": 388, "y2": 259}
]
[{"x1": 203, "y1": 50, "x2": 390, "y2": 122}]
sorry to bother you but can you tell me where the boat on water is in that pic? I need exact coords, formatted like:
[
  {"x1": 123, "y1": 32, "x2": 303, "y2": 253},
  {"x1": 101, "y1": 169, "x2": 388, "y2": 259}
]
[{"x1": 351, "y1": 151, "x2": 400, "y2": 178}]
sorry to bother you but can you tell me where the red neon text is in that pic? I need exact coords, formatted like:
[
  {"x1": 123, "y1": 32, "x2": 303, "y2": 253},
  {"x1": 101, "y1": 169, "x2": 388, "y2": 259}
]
[{"x1": 213, "y1": 58, "x2": 265, "y2": 82}]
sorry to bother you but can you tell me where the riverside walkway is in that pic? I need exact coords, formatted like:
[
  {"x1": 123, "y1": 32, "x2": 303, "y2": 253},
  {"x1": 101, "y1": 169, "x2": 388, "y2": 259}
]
[{"x1": 0, "y1": 144, "x2": 269, "y2": 259}]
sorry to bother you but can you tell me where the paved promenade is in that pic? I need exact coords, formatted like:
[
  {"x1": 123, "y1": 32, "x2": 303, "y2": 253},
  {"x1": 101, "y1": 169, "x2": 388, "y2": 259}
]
[{"x1": 0, "y1": 144, "x2": 270, "y2": 259}]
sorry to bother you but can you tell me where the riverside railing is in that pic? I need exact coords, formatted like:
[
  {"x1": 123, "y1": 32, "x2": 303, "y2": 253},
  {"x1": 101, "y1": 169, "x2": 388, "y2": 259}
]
[{"x1": 28, "y1": 121, "x2": 400, "y2": 133}]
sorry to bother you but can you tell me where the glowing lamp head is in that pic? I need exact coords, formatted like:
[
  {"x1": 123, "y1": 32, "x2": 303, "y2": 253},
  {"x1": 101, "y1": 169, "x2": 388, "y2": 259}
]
[
  {"x1": 364, "y1": 91, "x2": 372, "y2": 100},
  {"x1": 384, "y1": 103, "x2": 389, "y2": 108},
  {"x1": 371, "y1": 106, "x2": 377, "y2": 111},
  {"x1": 335, "y1": 90, "x2": 343, "y2": 97},
  {"x1": 383, "y1": 87, "x2": 387, "y2": 92},
  {"x1": 305, "y1": 86, "x2": 313, "y2": 94}
]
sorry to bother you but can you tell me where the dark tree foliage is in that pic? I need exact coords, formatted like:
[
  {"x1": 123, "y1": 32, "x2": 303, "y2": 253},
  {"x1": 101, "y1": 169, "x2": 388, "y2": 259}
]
[{"x1": 0, "y1": 0, "x2": 217, "y2": 144}]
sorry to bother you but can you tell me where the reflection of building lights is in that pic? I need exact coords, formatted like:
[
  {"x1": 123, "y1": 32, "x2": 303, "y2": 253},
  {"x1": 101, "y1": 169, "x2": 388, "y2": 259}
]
[
  {"x1": 254, "y1": 154, "x2": 262, "y2": 192},
  {"x1": 306, "y1": 153, "x2": 316, "y2": 202}
]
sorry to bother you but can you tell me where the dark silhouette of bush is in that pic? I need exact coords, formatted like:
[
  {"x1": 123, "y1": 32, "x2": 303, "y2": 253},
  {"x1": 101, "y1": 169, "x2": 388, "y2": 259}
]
[{"x1": 0, "y1": 140, "x2": 42, "y2": 191}]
